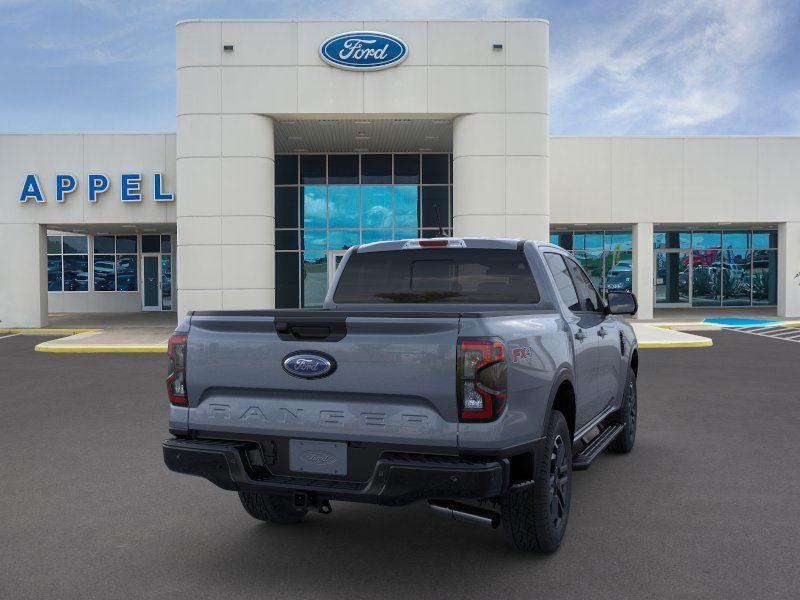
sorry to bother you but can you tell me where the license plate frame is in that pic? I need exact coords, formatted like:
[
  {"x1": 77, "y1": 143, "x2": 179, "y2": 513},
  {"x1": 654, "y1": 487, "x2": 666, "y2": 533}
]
[{"x1": 289, "y1": 439, "x2": 347, "y2": 476}]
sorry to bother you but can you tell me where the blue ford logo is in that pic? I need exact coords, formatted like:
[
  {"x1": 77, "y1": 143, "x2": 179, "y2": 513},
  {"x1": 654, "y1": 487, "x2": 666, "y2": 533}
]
[
  {"x1": 319, "y1": 31, "x2": 408, "y2": 71},
  {"x1": 282, "y1": 352, "x2": 336, "y2": 379}
]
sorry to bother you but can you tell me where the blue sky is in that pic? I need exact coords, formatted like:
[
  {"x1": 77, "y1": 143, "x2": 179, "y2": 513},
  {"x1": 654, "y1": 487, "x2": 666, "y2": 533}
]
[{"x1": 1, "y1": 0, "x2": 798, "y2": 135}]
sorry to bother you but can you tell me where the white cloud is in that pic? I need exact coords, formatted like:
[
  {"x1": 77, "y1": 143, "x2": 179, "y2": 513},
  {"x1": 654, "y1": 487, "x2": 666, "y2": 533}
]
[
  {"x1": 280, "y1": 0, "x2": 528, "y2": 19},
  {"x1": 551, "y1": 0, "x2": 791, "y2": 133}
]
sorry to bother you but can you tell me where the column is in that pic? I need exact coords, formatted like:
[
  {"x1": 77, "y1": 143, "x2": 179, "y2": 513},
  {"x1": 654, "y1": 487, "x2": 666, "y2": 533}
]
[
  {"x1": 177, "y1": 114, "x2": 275, "y2": 317},
  {"x1": 452, "y1": 113, "x2": 549, "y2": 242},
  {"x1": 778, "y1": 221, "x2": 800, "y2": 318},
  {"x1": 632, "y1": 222, "x2": 654, "y2": 320},
  {"x1": 0, "y1": 224, "x2": 47, "y2": 327}
]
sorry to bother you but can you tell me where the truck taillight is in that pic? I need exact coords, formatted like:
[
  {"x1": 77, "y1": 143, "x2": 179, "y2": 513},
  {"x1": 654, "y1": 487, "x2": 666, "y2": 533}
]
[
  {"x1": 457, "y1": 338, "x2": 507, "y2": 422},
  {"x1": 167, "y1": 332, "x2": 187, "y2": 406}
]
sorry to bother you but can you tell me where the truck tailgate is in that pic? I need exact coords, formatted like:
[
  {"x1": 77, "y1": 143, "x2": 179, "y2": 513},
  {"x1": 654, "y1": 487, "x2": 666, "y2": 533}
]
[{"x1": 185, "y1": 312, "x2": 460, "y2": 446}]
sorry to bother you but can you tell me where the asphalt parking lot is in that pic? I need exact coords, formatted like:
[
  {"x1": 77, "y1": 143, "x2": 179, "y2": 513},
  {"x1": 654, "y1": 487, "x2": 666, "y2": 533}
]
[{"x1": 1, "y1": 331, "x2": 799, "y2": 599}]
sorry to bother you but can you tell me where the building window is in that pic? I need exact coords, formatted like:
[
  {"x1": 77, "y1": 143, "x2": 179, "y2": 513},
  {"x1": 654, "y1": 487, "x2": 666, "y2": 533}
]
[
  {"x1": 93, "y1": 235, "x2": 138, "y2": 292},
  {"x1": 653, "y1": 229, "x2": 777, "y2": 307},
  {"x1": 47, "y1": 235, "x2": 89, "y2": 292},
  {"x1": 275, "y1": 153, "x2": 454, "y2": 308},
  {"x1": 552, "y1": 228, "x2": 778, "y2": 307},
  {"x1": 549, "y1": 230, "x2": 632, "y2": 296}
]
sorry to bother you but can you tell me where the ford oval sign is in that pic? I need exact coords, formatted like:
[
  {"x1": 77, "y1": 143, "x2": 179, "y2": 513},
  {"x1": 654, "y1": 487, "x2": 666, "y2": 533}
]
[
  {"x1": 282, "y1": 352, "x2": 336, "y2": 379},
  {"x1": 319, "y1": 31, "x2": 408, "y2": 71}
]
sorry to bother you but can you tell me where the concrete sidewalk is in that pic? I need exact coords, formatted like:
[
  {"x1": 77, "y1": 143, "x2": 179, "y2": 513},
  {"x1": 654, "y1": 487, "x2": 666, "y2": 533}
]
[
  {"x1": 34, "y1": 328, "x2": 170, "y2": 353},
  {"x1": 0, "y1": 312, "x2": 175, "y2": 353},
  {"x1": 2, "y1": 310, "x2": 716, "y2": 353},
  {"x1": 630, "y1": 323, "x2": 712, "y2": 348}
]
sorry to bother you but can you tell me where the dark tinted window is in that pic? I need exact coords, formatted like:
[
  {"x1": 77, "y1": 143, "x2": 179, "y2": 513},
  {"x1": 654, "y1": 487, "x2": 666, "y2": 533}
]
[
  {"x1": 47, "y1": 256, "x2": 62, "y2": 291},
  {"x1": 63, "y1": 255, "x2": 88, "y2": 291},
  {"x1": 275, "y1": 230, "x2": 298, "y2": 250},
  {"x1": 93, "y1": 255, "x2": 115, "y2": 291},
  {"x1": 47, "y1": 235, "x2": 61, "y2": 254},
  {"x1": 275, "y1": 187, "x2": 299, "y2": 228},
  {"x1": 62, "y1": 235, "x2": 87, "y2": 254},
  {"x1": 328, "y1": 155, "x2": 359, "y2": 184},
  {"x1": 564, "y1": 256, "x2": 602, "y2": 312},
  {"x1": 116, "y1": 255, "x2": 137, "y2": 291},
  {"x1": 394, "y1": 154, "x2": 419, "y2": 184},
  {"x1": 94, "y1": 235, "x2": 115, "y2": 253},
  {"x1": 421, "y1": 154, "x2": 449, "y2": 184},
  {"x1": 141, "y1": 234, "x2": 160, "y2": 253},
  {"x1": 421, "y1": 186, "x2": 449, "y2": 229},
  {"x1": 275, "y1": 155, "x2": 298, "y2": 185},
  {"x1": 116, "y1": 235, "x2": 137, "y2": 253},
  {"x1": 276, "y1": 252, "x2": 299, "y2": 308},
  {"x1": 333, "y1": 248, "x2": 539, "y2": 304},
  {"x1": 361, "y1": 154, "x2": 391, "y2": 184},
  {"x1": 544, "y1": 253, "x2": 580, "y2": 311},
  {"x1": 300, "y1": 155, "x2": 325, "y2": 184},
  {"x1": 549, "y1": 233, "x2": 573, "y2": 250}
]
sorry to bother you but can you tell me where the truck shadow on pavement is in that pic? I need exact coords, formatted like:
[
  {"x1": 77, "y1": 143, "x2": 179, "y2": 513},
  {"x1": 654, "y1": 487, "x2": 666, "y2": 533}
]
[{"x1": 186, "y1": 500, "x2": 553, "y2": 597}]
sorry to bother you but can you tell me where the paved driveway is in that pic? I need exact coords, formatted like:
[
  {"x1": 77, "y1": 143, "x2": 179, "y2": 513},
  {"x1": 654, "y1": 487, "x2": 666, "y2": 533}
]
[{"x1": 1, "y1": 332, "x2": 798, "y2": 599}]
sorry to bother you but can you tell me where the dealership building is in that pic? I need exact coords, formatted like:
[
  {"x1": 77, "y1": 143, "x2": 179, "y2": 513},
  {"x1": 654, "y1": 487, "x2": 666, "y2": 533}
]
[{"x1": 1, "y1": 18, "x2": 799, "y2": 327}]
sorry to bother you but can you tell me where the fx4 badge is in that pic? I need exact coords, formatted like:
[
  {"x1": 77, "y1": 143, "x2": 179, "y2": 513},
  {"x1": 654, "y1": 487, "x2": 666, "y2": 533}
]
[{"x1": 512, "y1": 346, "x2": 533, "y2": 363}]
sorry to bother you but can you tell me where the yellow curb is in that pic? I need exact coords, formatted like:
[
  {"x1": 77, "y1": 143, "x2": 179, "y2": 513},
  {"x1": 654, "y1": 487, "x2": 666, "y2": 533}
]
[
  {"x1": 638, "y1": 339, "x2": 714, "y2": 348},
  {"x1": 646, "y1": 322, "x2": 722, "y2": 331},
  {"x1": 0, "y1": 328, "x2": 101, "y2": 335},
  {"x1": 35, "y1": 343, "x2": 167, "y2": 353}
]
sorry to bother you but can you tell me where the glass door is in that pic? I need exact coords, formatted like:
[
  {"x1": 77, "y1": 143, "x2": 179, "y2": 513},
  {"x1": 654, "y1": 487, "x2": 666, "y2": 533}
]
[
  {"x1": 161, "y1": 255, "x2": 173, "y2": 310},
  {"x1": 142, "y1": 255, "x2": 161, "y2": 311},
  {"x1": 654, "y1": 251, "x2": 690, "y2": 307}
]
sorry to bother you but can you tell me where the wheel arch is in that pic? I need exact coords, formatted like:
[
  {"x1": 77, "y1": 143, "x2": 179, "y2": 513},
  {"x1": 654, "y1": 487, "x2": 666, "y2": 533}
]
[{"x1": 544, "y1": 369, "x2": 576, "y2": 441}]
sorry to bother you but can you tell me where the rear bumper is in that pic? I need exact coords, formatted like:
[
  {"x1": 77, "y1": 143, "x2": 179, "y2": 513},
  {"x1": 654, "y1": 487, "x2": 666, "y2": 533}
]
[{"x1": 163, "y1": 437, "x2": 512, "y2": 506}]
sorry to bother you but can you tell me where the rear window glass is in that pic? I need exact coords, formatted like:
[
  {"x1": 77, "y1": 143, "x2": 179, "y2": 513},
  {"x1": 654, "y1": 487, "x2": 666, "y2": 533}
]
[{"x1": 333, "y1": 248, "x2": 540, "y2": 304}]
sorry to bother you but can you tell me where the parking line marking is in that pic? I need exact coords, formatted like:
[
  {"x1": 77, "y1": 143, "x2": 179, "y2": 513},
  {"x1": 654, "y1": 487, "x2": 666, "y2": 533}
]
[
  {"x1": 725, "y1": 326, "x2": 800, "y2": 343},
  {"x1": 0, "y1": 333, "x2": 21, "y2": 341}
]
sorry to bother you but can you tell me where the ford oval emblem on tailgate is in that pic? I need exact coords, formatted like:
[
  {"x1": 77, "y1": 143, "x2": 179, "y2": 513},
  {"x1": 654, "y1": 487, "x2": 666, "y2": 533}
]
[{"x1": 282, "y1": 352, "x2": 336, "y2": 379}]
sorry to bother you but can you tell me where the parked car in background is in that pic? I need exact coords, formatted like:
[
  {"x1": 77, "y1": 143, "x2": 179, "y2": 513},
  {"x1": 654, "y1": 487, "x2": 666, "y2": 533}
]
[
  {"x1": 605, "y1": 270, "x2": 632, "y2": 293},
  {"x1": 607, "y1": 259, "x2": 633, "y2": 276}
]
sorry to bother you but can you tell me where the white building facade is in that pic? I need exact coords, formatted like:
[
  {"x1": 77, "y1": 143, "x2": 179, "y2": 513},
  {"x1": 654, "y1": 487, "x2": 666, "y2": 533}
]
[{"x1": 1, "y1": 19, "x2": 799, "y2": 327}]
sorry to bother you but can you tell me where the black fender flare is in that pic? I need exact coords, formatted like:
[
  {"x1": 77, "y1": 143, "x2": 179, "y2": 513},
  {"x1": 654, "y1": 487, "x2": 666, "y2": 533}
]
[{"x1": 541, "y1": 365, "x2": 576, "y2": 437}]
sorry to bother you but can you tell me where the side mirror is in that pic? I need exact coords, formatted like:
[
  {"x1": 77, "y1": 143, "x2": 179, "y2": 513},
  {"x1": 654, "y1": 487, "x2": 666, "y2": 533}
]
[{"x1": 606, "y1": 291, "x2": 638, "y2": 315}]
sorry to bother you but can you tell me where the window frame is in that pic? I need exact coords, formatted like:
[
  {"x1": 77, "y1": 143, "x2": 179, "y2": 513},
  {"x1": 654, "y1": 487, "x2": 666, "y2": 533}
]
[
  {"x1": 92, "y1": 234, "x2": 139, "y2": 293},
  {"x1": 562, "y1": 254, "x2": 605, "y2": 314},
  {"x1": 652, "y1": 228, "x2": 778, "y2": 307},
  {"x1": 274, "y1": 152, "x2": 454, "y2": 309},
  {"x1": 46, "y1": 234, "x2": 89, "y2": 293},
  {"x1": 543, "y1": 252, "x2": 582, "y2": 313}
]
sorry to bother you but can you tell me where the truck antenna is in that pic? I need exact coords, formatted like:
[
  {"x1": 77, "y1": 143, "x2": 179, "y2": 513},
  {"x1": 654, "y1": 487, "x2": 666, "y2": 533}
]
[{"x1": 434, "y1": 205, "x2": 446, "y2": 237}]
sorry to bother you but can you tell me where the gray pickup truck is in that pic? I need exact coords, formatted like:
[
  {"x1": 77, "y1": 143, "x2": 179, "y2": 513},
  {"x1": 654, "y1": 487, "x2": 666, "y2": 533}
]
[{"x1": 163, "y1": 238, "x2": 639, "y2": 553}]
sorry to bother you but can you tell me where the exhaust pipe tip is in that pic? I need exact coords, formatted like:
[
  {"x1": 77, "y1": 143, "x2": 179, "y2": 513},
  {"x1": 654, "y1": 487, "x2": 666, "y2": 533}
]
[{"x1": 428, "y1": 500, "x2": 501, "y2": 529}]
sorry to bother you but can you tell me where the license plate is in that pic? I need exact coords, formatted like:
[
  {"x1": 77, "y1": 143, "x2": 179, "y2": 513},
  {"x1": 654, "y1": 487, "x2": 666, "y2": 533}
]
[{"x1": 289, "y1": 439, "x2": 347, "y2": 476}]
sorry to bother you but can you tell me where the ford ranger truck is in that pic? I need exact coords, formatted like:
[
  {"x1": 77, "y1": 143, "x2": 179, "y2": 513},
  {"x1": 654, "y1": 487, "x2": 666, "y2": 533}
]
[{"x1": 163, "y1": 238, "x2": 639, "y2": 553}]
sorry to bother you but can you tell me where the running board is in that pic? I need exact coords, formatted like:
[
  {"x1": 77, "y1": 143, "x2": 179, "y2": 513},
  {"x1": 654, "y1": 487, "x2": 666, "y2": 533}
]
[{"x1": 572, "y1": 424, "x2": 624, "y2": 471}]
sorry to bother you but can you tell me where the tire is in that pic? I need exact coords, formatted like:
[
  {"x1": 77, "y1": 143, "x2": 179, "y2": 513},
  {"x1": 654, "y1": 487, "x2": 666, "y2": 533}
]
[
  {"x1": 500, "y1": 410, "x2": 572, "y2": 553},
  {"x1": 238, "y1": 491, "x2": 308, "y2": 524},
  {"x1": 610, "y1": 369, "x2": 637, "y2": 454}
]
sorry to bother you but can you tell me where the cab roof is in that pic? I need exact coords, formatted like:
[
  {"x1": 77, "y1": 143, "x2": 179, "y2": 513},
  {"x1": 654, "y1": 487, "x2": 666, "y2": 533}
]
[{"x1": 355, "y1": 237, "x2": 552, "y2": 253}]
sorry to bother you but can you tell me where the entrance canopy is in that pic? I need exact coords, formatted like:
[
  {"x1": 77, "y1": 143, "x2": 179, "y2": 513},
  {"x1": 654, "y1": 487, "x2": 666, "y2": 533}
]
[{"x1": 273, "y1": 117, "x2": 453, "y2": 154}]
